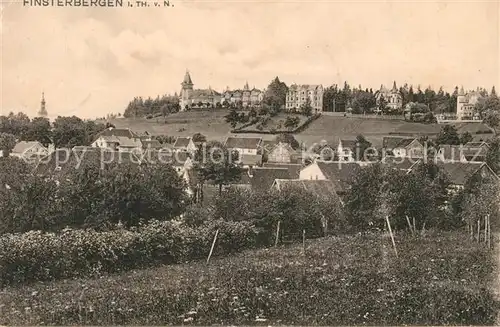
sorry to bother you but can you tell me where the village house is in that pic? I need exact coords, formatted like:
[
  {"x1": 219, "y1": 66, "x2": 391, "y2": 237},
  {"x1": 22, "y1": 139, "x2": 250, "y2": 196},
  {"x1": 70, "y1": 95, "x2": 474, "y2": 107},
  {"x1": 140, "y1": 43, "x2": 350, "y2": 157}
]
[
  {"x1": 382, "y1": 137, "x2": 424, "y2": 158},
  {"x1": 299, "y1": 161, "x2": 361, "y2": 195},
  {"x1": 456, "y1": 87, "x2": 484, "y2": 120},
  {"x1": 436, "y1": 145, "x2": 468, "y2": 163},
  {"x1": 248, "y1": 167, "x2": 292, "y2": 193},
  {"x1": 91, "y1": 127, "x2": 148, "y2": 153},
  {"x1": 35, "y1": 148, "x2": 144, "y2": 176},
  {"x1": 9, "y1": 141, "x2": 50, "y2": 163},
  {"x1": 172, "y1": 137, "x2": 197, "y2": 154},
  {"x1": 463, "y1": 141, "x2": 489, "y2": 162},
  {"x1": 436, "y1": 162, "x2": 498, "y2": 192},
  {"x1": 266, "y1": 142, "x2": 297, "y2": 163},
  {"x1": 263, "y1": 162, "x2": 303, "y2": 178},
  {"x1": 381, "y1": 156, "x2": 422, "y2": 173},
  {"x1": 337, "y1": 139, "x2": 357, "y2": 162},
  {"x1": 224, "y1": 136, "x2": 262, "y2": 157}
]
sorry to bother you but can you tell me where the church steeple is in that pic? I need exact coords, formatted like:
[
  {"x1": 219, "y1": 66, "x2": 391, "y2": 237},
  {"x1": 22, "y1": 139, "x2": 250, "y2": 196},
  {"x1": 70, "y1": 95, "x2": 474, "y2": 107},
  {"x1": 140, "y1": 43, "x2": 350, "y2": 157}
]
[
  {"x1": 38, "y1": 92, "x2": 48, "y2": 117},
  {"x1": 182, "y1": 70, "x2": 193, "y2": 87},
  {"x1": 391, "y1": 81, "x2": 398, "y2": 92}
]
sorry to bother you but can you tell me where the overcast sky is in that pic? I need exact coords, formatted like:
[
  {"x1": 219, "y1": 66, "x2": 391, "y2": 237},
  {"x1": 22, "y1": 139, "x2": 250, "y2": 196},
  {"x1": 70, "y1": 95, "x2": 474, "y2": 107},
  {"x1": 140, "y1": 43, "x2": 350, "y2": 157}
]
[{"x1": 2, "y1": 0, "x2": 499, "y2": 119}]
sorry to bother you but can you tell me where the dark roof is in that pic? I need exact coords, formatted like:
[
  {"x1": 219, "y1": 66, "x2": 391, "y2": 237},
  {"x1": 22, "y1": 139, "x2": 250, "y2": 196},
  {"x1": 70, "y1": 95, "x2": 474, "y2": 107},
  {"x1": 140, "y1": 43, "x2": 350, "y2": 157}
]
[
  {"x1": 316, "y1": 161, "x2": 361, "y2": 192},
  {"x1": 239, "y1": 154, "x2": 262, "y2": 166},
  {"x1": 438, "y1": 145, "x2": 465, "y2": 162},
  {"x1": 465, "y1": 141, "x2": 489, "y2": 148},
  {"x1": 225, "y1": 137, "x2": 262, "y2": 150},
  {"x1": 263, "y1": 163, "x2": 302, "y2": 178},
  {"x1": 12, "y1": 141, "x2": 46, "y2": 154},
  {"x1": 436, "y1": 162, "x2": 491, "y2": 185},
  {"x1": 98, "y1": 128, "x2": 138, "y2": 139},
  {"x1": 273, "y1": 179, "x2": 339, "y2": 199},
  {"x1": 250, "y1": 167, "x2": 291, "y2": 193},
  {"x1": 173, "y1": 137, "x2": 192, "y2": 149},
  {"x1": 340, "y1": 140, "x2": 357, "y2": 151},
  {"x1": 382, "y1": 156, "x2": 421, "y2": 170},
  {"x1": 382, "y1": 137, "x2": 417, "y2": 149},
  {"x1": 143, "y1": 150, "x2": 190, "y2": 167},
  {"x1": 35, "y1": 148, "x2": 143, "y2": 175},
  {"x1": 183, "y1": 71, "x2": 193, "y2": 85},
  {"x1": 141, "y1": 139, "x2": 162, "y2": 149}
]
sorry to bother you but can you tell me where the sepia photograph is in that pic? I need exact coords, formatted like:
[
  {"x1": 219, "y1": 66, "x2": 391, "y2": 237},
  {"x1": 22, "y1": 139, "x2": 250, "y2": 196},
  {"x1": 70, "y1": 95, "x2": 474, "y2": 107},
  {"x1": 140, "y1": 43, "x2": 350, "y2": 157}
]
[{"x1": 1, "y1": 0, "x2": 500, "y2": 325}]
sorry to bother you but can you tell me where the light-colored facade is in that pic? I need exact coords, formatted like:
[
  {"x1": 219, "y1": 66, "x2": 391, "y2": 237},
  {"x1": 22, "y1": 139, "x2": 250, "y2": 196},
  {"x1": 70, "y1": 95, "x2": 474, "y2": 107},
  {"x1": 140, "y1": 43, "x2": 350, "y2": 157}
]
[
  {"x1": 337, "y1": 139, "x2": 356, "y2": 162},
  {"x1": 375, "y1": 82, "x2": 403, "y2": 111},
  {"x1": 222, "y1": 82, "x2": 264, "y2": 107},
  {"x1": 285, "y1": 84, "x2": 324, "y2": 112},
  {"x1": 267, "y1": 142, "x2": 294, "y2": 163},
  {"x1": 179, "y1": 71, "x2": 222, "y2": 110},
  {"x1": 457, "y1": 87, "x2": 483, "y2": 120}
]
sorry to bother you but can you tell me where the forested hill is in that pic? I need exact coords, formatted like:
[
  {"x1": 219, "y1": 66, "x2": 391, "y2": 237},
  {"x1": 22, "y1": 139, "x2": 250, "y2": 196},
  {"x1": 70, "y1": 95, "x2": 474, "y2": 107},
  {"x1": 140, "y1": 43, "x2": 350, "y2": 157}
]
[{"x1": 123, "y1": 95, "x2": 180, "y2": 118}]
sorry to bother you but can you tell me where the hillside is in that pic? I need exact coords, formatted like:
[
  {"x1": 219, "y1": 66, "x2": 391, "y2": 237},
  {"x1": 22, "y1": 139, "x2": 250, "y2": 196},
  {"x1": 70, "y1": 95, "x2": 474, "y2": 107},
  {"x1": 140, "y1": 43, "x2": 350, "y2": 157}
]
[
  {"x1": 102, "y1": 111, "x2": 495, "y2": 147},
  {"x1": 1, "y1": 232, "x2": 498, "y2": 325}
]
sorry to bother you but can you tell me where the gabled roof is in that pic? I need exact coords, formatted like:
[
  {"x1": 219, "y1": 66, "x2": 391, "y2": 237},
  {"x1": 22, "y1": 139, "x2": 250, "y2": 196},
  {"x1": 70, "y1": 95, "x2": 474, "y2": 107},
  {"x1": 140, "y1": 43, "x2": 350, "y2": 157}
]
[
  {"x1": 250, "y1": 167, "x2": 291, "y2": 193},
  {"x1": 438, "y1": 145, "x2": 466, "y2": 162},
  {"x1": 382, "y1": 156, "x2": 422, "y2": 171},
  {"x1": 173, "y1": 137, "x2": 193, "y2": 149},
  {"x1": 273, "y1": 179, "x2": 339, "y2": 199},
  {"x1": 382, "y1": 137, "x2": 418, "y2": 149},
  {"x1": 12, "y1": 141, "x2": 46, "y2": 154},
  {"x1": 225, "y1": 137, "x2": 262, "y2": 150},
  {"x1": 263, "y1": 163, "x2": 302, "y2": 178},
  {"x1": 141, "y1": 139, "x2": 162, "y2": 149},
  {"x1": 465, "y1": 141, "x2": 490, "y2": 148},
  {"x1": 268, "y1": 142, "x2": 295, "y2": 154},
  {"x1": 436, "y1": 162, "x2": 494, "y2": 186},
  {"x1": 316, "y1": 161, "x2": 361, "y2": 192},
  {"x1": 97, "y1": 128, "x2": 138, "y2": 139}
]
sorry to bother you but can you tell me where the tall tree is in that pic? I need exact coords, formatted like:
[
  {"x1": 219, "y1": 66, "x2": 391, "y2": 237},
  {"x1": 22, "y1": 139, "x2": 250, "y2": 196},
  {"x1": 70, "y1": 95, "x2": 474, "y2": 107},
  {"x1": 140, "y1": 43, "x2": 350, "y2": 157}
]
[
  {"x1": 436, "y1": 125, "x2": 460, "y2": 145},
  {"x1": 262, "y1": 77, "x2": 288, "y2": 113},
  {"x1": 486, "y1": 138, "x2": 500, "y2": 173},
  {"x1": 193, "y1": 141, "x2": 243, "y2": 196},
  {"x1": 0, "y1": 133, "x2": 16, "y2": 157}
]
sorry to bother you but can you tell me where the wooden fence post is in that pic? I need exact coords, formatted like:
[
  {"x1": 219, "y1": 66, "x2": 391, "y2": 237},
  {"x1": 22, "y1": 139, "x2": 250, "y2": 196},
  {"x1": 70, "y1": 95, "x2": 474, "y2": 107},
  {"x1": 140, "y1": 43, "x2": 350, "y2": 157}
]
[
  {"x1": 274, "y1": 221, "x2": 281, "y2": 247},
  {"x1": 302, "y1": 230, "x2": 306, "y2": 255},
  {"x1": 385, "y1": 216, "x2": 398, "y2": 258},
  {"x1": 206, "y1": 229, "x2": 219, "y2": 264}
]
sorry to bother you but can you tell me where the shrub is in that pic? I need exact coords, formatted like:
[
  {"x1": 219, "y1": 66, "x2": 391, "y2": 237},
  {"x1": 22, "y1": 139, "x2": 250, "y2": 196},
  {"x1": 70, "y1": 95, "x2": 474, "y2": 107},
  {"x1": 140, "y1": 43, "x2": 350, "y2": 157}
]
[{"x1": 0, "y1": 219, "x2": 259, "y2": 286}]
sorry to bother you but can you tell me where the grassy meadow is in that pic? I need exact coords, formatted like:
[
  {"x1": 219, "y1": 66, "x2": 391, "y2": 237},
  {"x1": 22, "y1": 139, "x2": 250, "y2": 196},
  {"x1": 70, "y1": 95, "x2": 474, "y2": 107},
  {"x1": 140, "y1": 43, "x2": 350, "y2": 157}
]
[
  {"x1": 1, "y1": 231, "x2": 498, "y2": 325},
  {"x1": 104, "y1": 111, "x2": 494, "y2": 148}
]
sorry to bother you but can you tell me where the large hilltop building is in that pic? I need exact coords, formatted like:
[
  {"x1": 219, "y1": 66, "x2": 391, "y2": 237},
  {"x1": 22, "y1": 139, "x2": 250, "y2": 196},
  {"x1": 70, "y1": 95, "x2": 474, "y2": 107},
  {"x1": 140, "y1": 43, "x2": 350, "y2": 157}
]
[
  {"x1": 285, "y1": 84, "x2": 324, "y2": 112},
  {"x1": 221, "y1": 82, "x2": 264, "y2": 108},
  {"x1": 375, "y1": 82, "x2": 403, "y2": 111},
  {"x1": 179, "y1": 71, "x2": 222, "y2": 110},
  {"x1": 456, "y1": 86, "x2": 483, "y2": 120}
]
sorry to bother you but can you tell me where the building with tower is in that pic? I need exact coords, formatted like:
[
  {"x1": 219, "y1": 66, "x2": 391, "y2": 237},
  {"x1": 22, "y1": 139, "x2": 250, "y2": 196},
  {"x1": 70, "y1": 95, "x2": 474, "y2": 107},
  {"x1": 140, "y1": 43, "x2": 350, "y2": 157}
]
[
  {"x1": 179, "y1": 71, "x2": 222, "y2": 111},
  {"x1": 38, "y1": 92, "x2": 48, "y2": 117},
  {"x1": 221, "y1": 82, "x2": 264, "y2": 108},
  {"x1": 456, "y1": 86, "x2": 482, "y2": 120},
  {"x1": 375, "y1": 82, "x2": 403, "y2": 111}
]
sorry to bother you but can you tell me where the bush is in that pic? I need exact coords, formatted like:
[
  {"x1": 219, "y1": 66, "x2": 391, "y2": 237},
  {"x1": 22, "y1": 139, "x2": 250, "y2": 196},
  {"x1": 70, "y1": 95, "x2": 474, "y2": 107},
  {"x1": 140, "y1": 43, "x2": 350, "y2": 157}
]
[{"x1": 0, "y1": 219, "x2": 259, "y2": 286}]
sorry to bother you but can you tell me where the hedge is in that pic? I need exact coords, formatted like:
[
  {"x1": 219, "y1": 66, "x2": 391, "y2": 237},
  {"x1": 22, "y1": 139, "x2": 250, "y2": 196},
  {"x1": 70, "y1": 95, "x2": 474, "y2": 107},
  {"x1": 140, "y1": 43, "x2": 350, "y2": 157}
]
[
  {"x1": 231, "y1": 114, "x2": 321, "y2": 134},
  {"x1": 0, "y1": 219, "x2": 260, "y2": 286}
]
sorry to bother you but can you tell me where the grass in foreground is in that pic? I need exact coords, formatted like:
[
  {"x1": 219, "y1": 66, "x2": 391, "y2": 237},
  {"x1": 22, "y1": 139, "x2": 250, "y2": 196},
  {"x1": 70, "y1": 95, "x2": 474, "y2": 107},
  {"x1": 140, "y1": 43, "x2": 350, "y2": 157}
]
[{"x1": 2, "y1": 231, "x2": 497, "y2": 325}]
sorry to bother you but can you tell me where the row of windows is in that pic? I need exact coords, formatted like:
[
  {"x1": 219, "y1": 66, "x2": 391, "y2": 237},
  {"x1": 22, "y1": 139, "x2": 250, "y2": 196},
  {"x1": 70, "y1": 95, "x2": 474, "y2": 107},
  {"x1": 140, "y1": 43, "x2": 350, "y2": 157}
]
[{"x1": 286, "y1": 97, "x2": 320, "y2": 101}]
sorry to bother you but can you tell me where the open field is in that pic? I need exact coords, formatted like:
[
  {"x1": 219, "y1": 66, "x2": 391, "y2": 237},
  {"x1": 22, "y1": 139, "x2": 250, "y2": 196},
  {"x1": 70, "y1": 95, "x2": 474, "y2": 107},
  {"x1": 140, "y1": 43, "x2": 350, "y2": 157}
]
[
  {"x1": 1, "y1": 231, "x2": 498, "y2": 325},
  {"x1": 103, "y1": 111, "x2": 495, "y2": 147},
  {"x1": 237, "y1": 113, "x2": 310, "y2": 133}
]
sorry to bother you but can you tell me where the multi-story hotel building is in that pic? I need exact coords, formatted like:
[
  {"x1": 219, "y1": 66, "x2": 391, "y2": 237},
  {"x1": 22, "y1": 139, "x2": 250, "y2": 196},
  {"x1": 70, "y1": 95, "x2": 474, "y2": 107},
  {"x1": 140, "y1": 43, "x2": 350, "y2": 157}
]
[{"x1": 285, "y1": 84, "x2": 324, "y2": 112}]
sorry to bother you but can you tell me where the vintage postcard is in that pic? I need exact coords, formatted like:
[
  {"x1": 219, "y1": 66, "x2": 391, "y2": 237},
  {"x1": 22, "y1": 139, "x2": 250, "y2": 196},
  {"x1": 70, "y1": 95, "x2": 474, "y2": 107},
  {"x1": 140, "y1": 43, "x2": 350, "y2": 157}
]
[{"x1": 1, "y1": 0, "x2": 499, "y2": 325}]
